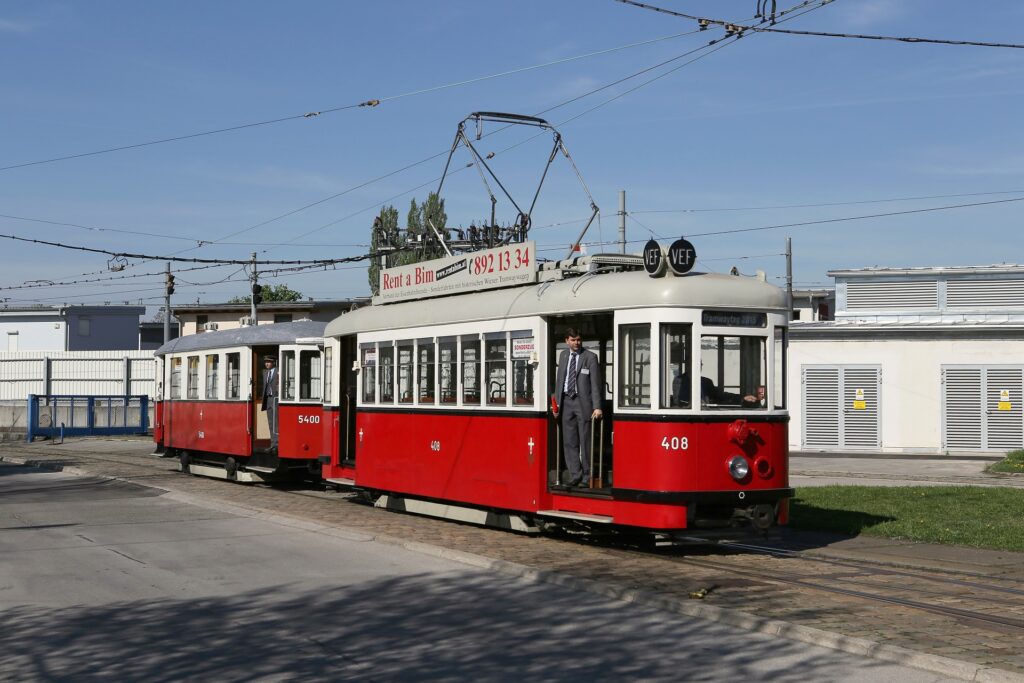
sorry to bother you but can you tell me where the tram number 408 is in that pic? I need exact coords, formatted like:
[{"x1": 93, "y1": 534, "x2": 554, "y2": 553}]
[{"x1": 661, "y1": 436, "x2": 689, "y2": 451}]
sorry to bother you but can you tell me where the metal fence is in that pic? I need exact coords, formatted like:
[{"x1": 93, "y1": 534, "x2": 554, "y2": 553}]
[
  {"x1": 26, "y1": 395, "x2": 150, "y2": 441},
  {"x1": 0, "y1": 351, "x2": 157, "y2": 401}
]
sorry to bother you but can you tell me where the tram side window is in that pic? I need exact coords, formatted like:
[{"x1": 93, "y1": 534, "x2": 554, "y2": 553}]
[
  {"x1": 485, "y1": 335, "x2": 507, "y2": 406},
  {"x1": 324, "y1": 346, "x2": 333, "y2": 404},
  {"x1": 378, "y1": 344, "x2": 394, "y2": 403},
  {"x1": 186, "y1": 356, "x2": 199, "y2": 399},
  {"x1": 299, "y1": 350, "x2": 321, "y2": 400},
  {"x1": 774, "y1": 328, "x2": 786, "y2": 409},
  {"x1": 418, "y1": 339, "x2": 435, "y2": 404},
  {"x1": 205, "y1": 354, "x2": 220, "y2": 400},
  {"x1": 170, "y1": 358, "x2": 182, "y2": 399},
  {"x1": 397, "y1": 342, "x2": 414, "y2": 403},
  {"x1": 282, "y1": 351, "x2": 297, "y2": 401},
  {"x1": 226, "y1": 353, "x2": 241, "y2": 399},
  {"x1": 618, "y1": 325, "x2": 651, "y2": 408},
  {"x1": 511, "y1": 331, "x2": 534, "y2": 405},
  {"x1": 660, "y1": 324, "x2": 692, "y2": 409},
  {"x1": 361, "y1": 346, "x2": 377, "y2": 403},
  {"x1": 462, "y1": 336, "x2": 480, "y2": 405},
  {"x1": 439, "y1": 338, "x2": 457, "y2": 405},
  {"x1": 699, "y1": 335, "x2": 767, "y2": 409}
]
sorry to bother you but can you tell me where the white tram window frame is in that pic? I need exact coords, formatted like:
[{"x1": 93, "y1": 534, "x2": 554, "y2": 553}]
[
  {"x1": 484, "y1": 332, "x2": 508, "y2": 407},
  {"x1": 510, "y1": 330, "x2": 535, "y2": 406},
  {"x1": 397, "y1": 341, "x2": 414, "y2": 404},
  {"x1": 697, "y1": 330, "x2": 768, "y2": 410},
  {"x1": 360, "y1": 343, "x2": 377, "y2": 404},
  {"x1": 438, "y1": 336, "x2": 458, "y2": 405},
  {"x1": 378, "y1": 342, "x2": 395, "y2": 404},
  {"x1": 417, "y1": 337, "x2": 435, "y2": 405},
  {"x1": 226, "y1": 351, "x2": 242, "y2": 400},
  {"x1": 461, "y1": 334, "x2": 481, "y2": 407},
  {"x1": 186, "y1": 355, "x2": 200, "y2": 400},
  {"x1": 660, "y1": 323, "x2": 693, "y2": 410},
  {"x1": 323, "y1": 342, "x2": 335, "y2": 407},
  {"x1": 299, "y1": 348, "x2": 322, "y2": 401},
  {"x1": 169, "y1": 357, "x2": 182, "y2": 399},
  {"x1": 205, "y1": 353, "x2": 220, "y2": 400},
  {"x1": 773, "y1": 326, "x2": 787, "y2": 409},
  {"x1": 281, "y1": 350, "x2": 297, "y2": 401},
  {"x1": 355, "y1": 316, "x2": 542, "y2": 410}
]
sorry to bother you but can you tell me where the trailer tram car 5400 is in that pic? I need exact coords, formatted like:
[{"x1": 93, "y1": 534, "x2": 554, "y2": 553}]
[
  {"x1": 154, "y1": 321, "x2": 328, "y2": 481},
  {"x1": 320, "y1": 250, "x2": 793, "y2": 537}
]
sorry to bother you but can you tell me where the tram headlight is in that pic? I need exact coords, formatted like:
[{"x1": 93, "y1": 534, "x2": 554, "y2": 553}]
[{"x1": 728, "y1": 455, "x2": 750, "y2": 482}]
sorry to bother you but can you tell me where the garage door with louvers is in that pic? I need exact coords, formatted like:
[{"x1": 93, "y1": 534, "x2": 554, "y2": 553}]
[
  {"x1": 803, "y1": 366, "x2": 840, "y2": 448},
  {"x1": 985, "y1": 367, "x2": 1023, "y2": 450},
  {"x1": 942, "y1": 367, "x2": 983, "y2": 450},
  {"x1": 802, "y1": 365, "x2": 881, "y2": 450},
  {"x1": 943, "y1": 366, "x2": 1024, "y2": 451}
]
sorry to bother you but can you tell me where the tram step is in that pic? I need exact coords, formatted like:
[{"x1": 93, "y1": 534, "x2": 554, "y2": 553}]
[
  {"x1": 536, "y1": 509, "x2": 614, "y2": 524},
  {"x1": 244, "y1": 465, "x2": 277, "y2": 474},
  {"x1": 325, "y1": 477, "x2": 355, "y2": 486},
  {"x1": 186, "y1": 463, "x2": 266, "y2": 483}
]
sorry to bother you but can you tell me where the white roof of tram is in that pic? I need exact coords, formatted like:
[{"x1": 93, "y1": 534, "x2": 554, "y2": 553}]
[
  {"x1": 325, "y1": 269, "x2": 786, "y2": 337},
  {"x1": 154, "y1": 320, "x2": 328, "y2": 356}
]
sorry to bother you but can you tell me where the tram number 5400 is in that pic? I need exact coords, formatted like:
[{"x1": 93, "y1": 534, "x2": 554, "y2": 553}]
[{"x1": 661, "y1": 436, "x2": 689, "y2": 451}]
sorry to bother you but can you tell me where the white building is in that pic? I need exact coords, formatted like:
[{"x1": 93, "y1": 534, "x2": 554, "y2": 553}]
[
  {"x1": 789, "y1": 264, "x2": 1024, "y2": 454},
  {"x1": 0, "y1": 305, "x2": 146, "y2": 352}
]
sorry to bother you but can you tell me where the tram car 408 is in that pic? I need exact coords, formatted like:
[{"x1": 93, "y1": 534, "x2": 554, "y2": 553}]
[
  {"x1": 154, "y1": 321, "x2": 328, "y2": 481},
  {"x1": 320, "y1": 246, "x2": 794, "y2": 539}
]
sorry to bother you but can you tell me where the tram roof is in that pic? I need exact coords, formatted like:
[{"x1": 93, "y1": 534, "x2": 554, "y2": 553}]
[
  {"x1": 154, "y1": 320, "x2": 327, "y2": 356},
  {"x1": 326, "y1": 270, "x2": 785, "y2": 337}
]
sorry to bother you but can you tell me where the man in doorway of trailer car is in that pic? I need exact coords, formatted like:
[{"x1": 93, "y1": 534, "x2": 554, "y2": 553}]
[
  {"x1": 552, "y1": 328, "x2": 603, "y2": 487},
  {"x1": 261, "y1": 355, "x2": 279, "y2": 451}
]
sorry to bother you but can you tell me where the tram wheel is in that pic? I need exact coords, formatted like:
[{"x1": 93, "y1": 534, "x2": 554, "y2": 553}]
[
  {"x1": 225, "y1": 457, "x2": 238, "y2": 482},
  {"x1": 179, "y1": 450, "x2": 191, "y2": 474}
]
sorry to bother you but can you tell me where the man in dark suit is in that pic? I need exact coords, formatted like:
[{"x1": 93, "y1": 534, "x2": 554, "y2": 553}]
[
  {"x1": 552, "y1": 328, "x2": 603, "y2": 487},
  {"x1": 261, "y1": 355, "x2": 279, "y2": 450}
]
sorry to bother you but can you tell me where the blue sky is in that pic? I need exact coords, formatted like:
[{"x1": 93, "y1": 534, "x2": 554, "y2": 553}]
[{"x1": 2, "y1": 0, "x2": 1022, "y2": 311}]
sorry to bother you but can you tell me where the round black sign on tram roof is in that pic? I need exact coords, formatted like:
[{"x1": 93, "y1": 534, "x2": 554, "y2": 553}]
[
  {"x1": 643, "y1": 239, "x2": 665, "y2": 277},
  {"x1": 667, "y1": 238, "x2": 697, "y2": 275}
]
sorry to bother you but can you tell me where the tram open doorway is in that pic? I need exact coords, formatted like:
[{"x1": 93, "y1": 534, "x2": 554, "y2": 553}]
[
  {"x1": 250, "y1": 345, "x2": 279, "y2": 469},
  {"x1": 546, "y1": 314, "x2": 614, "y2": 493}
]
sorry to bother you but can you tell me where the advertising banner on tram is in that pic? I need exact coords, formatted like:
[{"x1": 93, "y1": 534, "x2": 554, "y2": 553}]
[{"x1": 376, "y1": 241, "x2": 536, "y2": 303}]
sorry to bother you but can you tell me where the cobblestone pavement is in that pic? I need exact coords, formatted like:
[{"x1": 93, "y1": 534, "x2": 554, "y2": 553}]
[{"x1": 3, "y1": 438, "x2": 1023, "y2": 681}]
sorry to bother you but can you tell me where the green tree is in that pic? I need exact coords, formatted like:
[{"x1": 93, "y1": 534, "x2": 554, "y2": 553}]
[
  {"x1": 227, "y1": 283, "x2": 303, "y2": 304},
  {"x1": 368, "y1": 205, "x2": 399, "y2": 295}
]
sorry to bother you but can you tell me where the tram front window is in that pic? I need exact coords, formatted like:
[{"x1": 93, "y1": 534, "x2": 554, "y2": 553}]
[
  {"x1": 699, "y1": 335, "x2": 767, "y2": 409},
  {"x1": 660, "y1": 323, "x2": 692, "y2": 409}
]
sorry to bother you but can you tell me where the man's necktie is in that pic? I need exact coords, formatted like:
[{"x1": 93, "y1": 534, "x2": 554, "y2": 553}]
[{"x1": 567, "y1": 353, "x2": 577, "y2": 397}]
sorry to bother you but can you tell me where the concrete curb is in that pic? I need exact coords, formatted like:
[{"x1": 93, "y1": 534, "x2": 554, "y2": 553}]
[{"x1": 2, "y1": 451, "x2": 1021, "y2": 683}]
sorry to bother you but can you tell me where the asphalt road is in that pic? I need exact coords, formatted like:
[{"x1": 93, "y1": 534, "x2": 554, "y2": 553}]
[{"x1": 0, "y1": 462, "x2": 963, "y2": 682}]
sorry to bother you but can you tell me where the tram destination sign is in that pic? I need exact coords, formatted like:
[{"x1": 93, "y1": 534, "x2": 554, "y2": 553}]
[
  {"x1": 376, "y1": 241, "x2": 537, "y2": 303},
  {"x1": 702, "y1": 310, "x2": 767, "y2": 327}
]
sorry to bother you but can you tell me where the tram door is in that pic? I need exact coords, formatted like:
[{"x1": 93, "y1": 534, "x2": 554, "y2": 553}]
[
  {"x1": 546, "y1": 315, "x2": 614, "y2": 489},
  {"x1": 338, "y1": 335, "x2": 358, "y2": 465},
  {"x1": 251, "y1": 346, "x2": 277, "y2": 449}
]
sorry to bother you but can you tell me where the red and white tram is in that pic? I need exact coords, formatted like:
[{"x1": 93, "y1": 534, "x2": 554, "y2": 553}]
[
  {"x1": 154, "y1": 321, "x2": 328, "y2": 481},
  {"x1": 320, "y1": 250, "x2": 793, "y2": 535}
]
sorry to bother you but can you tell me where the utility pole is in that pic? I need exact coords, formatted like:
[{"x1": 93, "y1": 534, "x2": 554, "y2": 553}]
[
  {"x1": 163, "y1": 262, "x2": 173, "y2": 343},
  {"x1": 250, "y1": 252, "x2": 258, "y2": 325},
  {"x1": 618, "y1": 190, "x2": 626, "y2": 254},
  {"x1": 785, "y1": 237, "x2": 794, "y2": 321}
]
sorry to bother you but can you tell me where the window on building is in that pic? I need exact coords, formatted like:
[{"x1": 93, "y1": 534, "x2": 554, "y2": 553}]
[
  {"x1": 485, "y1": 335, "x2": 507, "y2": 406},
  {"x1": 417, "y1": 339, "x2": 435, "y2": 404},
  {"x1": 274, "y1": 313, "x2": 293, "y2": 324},
  {"x1": 196, "y1": 315, "x2": 209, "y2": 332},
  {"x1": 205, "y1": 354, "x2": 219, "y2": 399},
  {"x1": 700, "y1": 335, "x2": 767, "y2": 409},
  {"x1": 462, "y1": 336, "x2": 480, "y2": 405},
  {"x1": 170, "y1": 358, "x2": 182, "y2": 399},
  {"x1": 660, "y1": 324, "x2": 692, "y2": 409},
  {"x1": 6, "y1": 331, "x2": 17, "y2": 353},
  {"x1": 439, "y1": 338, "x2": 458, "y2": 405},
  {"x1": 299, "y1": 349, "x2": 321, "y2": 400},
  {"x1": 186, "y1": 356, "x2": 199, "y2": 399},
  {"x1": 282, "y1": 350, "x2": 296, "y2": 400},
  {"x1": 226, "y1": 353, "x2": 241, "y2": 399},
  {"x1": 618, "y1": 324, "x2": 650, "y2": 408},
  {"x1": 78, "y1": 317, "x2": 91, "y2": 337}
]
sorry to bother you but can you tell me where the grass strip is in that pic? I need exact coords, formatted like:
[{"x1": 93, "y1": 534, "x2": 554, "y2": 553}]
[
  {"x1": 987, "y1": 449, "x2": 1024, "y2": 474},
  {"x1": 790, "y1": 485, "x2": 1024, "y2": 552}
]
